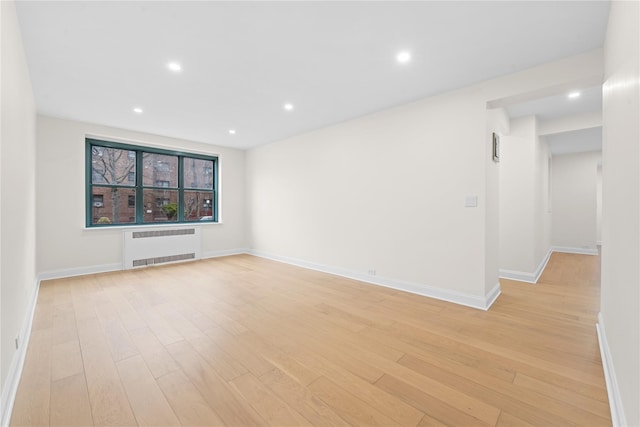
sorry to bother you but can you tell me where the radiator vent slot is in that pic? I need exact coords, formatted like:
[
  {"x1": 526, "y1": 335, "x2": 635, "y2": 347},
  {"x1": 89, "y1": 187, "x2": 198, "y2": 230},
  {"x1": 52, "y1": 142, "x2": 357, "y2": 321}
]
[
  {"x1": 133, "y1": 229, "x2": 195, "y2": 239},
  {"x1": 124, "y1": 227, "x2": 201, "y2": 269},
  {"x1": 132, "y1": 253, "x2": 196, "y2": 267}
]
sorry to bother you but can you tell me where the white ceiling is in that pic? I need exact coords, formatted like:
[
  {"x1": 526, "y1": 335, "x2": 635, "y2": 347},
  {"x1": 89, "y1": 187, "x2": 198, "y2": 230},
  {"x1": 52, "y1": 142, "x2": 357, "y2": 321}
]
[
  {"x1": 546, "y1": 127, "x2": 602, "y2": 155},
  {"x1": 505, "y1": 86, "x2": 602, "y2": 122},
  {"x1": 15, "y1": 1, "x2": 611, "y2": 149},
  {"x1": 505, "y1": 85, "x2": 603, "y2": 155}
]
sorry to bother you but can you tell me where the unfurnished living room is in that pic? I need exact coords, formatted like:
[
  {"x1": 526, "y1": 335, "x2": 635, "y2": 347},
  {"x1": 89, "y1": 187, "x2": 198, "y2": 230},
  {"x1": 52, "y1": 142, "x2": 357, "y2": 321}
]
[{"x1": 1, "y1": 1, "x2": 638, "y2": 426}]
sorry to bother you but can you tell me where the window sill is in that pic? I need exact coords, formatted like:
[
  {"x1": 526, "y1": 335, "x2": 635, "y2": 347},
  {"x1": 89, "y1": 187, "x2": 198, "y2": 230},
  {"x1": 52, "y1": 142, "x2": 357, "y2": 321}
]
[{"x1": 83, "y1": 221, "x2": 222, "y2": 231}]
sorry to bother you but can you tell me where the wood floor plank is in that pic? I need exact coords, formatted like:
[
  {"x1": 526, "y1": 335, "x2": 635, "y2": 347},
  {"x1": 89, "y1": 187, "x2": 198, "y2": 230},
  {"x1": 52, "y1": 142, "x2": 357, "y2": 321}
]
[
  {"x1": 397, "y1": 352, "x2": 606, "y2": 426},
  {"x1": 115, "y1": 354, "x2": 181, "y2": 426},
  {"x1": 307, "y1": 376, "x2": 401, "y2": 427},
  {"x1": 127, "y1": 326, "x2": 181, "y2": 379},
  {"x1": 165, "y1": 339, "x2": 266, "y2": 426},
  {"x1": 259, "y1": 367, "x2": 351, "y2": 427},
  {"x1": 156, "y1": 370, "x2": 226, "y2": 427},
  {"x1": 10, "y1": 329, "x2": 52, "y2": 427},
  {"x1": 51, "y1": 339, "x2": 83, "y2": 382},
  {"x1": 203, "y1": 327, "x2": 274, "y2": 377},
  {"x1": 79, "y1": 326, "x2": 137, "y2": 426},
  {"x1": 375, "y1": 373, "x2": 494, "y2": 426},
  {"x1": 187, "y1": 335, "x2": 248, "y2": 381},
  {"x1": 496, "y1": 411, "x2": 537, "y2": 427},
  {"x1": 11, "y1": 252, "x2": 611, "y2": 427},
  {"x1": 512, "y1": 372, "x2": 611, "y2": 418},
  {"x1": 237, "y1": 330, "x2": 321, "y2": 386},
  {"x1": 50, "y1": 373, "x2": 93, "y2": 427},
  {"x1": 229, "y1": 373, "x2": 313, "y2": 426}
]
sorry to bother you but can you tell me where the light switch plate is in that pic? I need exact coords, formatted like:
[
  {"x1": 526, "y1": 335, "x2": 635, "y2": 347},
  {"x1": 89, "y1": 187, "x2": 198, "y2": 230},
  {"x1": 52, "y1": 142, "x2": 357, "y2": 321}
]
[{"x1": 465, "y1": 195, "x2": 478, "y2": 207}]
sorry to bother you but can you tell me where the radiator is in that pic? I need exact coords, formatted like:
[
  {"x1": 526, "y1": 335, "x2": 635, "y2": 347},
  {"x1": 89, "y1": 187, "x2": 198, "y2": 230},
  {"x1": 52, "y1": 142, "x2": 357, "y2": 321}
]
[{"x1": 123, "y1": 227, "x2": 201, "y2": 269}]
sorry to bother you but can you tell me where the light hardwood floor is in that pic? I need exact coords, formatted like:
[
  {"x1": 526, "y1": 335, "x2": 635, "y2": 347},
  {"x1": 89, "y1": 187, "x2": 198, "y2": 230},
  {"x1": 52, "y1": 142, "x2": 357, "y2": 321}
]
[{"x1": 11, "y1": 252, "x2": 610, "y2": 426}]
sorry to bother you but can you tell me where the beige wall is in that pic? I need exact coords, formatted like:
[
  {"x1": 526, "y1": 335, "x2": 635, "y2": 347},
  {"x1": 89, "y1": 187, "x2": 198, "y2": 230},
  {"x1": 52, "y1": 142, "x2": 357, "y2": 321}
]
[
  {"x1": 247, "y1": 50, "x2": 603, "y2": 305},
  {"x1": 36, "y1": 116, "x2": 247, "y2": 276},
  {"x1": 600, "y1": 0, "x2": 640, "y2": 425},
  {"x1": 499, "y1": 116, "x2": 553, "y2": 276},
  {"x1": 247, "y1": 87, "x2": 490, "y2": 299},
  {"x1": 552, "y1": 151, "x2": 601, "y2": 251},
  {"x1": 0, "y1": 0, "x2": 37, "y2": 415}
]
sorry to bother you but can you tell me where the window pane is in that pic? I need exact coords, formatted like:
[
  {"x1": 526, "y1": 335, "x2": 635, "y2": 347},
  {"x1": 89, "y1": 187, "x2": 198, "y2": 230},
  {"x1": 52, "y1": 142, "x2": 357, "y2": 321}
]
[
  {"x1": 90, "y1": 187, "x2": 136, "y2": 225},
  {"x1": 184, "y1": 158, "x2": 214, "y2": 189},
  {"x1": 184, "y1": 191, "x2": 214, "y2": 221},
  {"x1": 142, "y1": 153, "x2": 178, "y2": 187},
  {"x1": 91, "y1": 146, "x2": 136, "y2": 186},
  {"x1": 142, "y1": 189, "x2": 178, "y2": 223}
]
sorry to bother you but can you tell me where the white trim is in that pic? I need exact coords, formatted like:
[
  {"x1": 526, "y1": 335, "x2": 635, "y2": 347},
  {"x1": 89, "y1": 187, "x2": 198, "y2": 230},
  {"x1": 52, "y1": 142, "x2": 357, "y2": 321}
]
[
  {"x1": 37, "y1": 248, "x2": 250, "y2": 280},
  {"x1": 1, "y1": 278, "x2": 41, "y2": 427},
  {"x1": 552, "y1": 246, "x2": 599, "y2": 255},
  {"x1": 596, "y1": 312, "x2": 627, "y2": 427},
  {"x1": 484, "y1": 282, "x2": 502, "y2": 309},
  {"x1": 499, "y1": 247, "x2": 553, "y2": 284},
  {"x1": 37, "y1": 248, "x2": 249, "y2": 280},
  {"x1": 83, "y1": 222, "x2": 223, "y2": 232},
  {"x1": 37, "y1": 263, "x2": 122, "y2": 281},
  {"x1": 201, "y1": 248, "x2": 249, "y2": 259},
  {"x1": 248, "y1": 249, "x2": 501, "y2": 311},
  {"x1": 84, "y1": 132, "x2": 221, "y2": 157},
  {"x1": 498, "y1": 269, "x2": 538, "y2": 283}
]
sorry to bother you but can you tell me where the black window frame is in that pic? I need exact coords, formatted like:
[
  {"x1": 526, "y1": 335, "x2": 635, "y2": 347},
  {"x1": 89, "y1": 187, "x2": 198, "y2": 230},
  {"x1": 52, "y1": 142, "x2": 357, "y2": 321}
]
[{"x1": 86, "y1": 138, "x2": 218, "y2": 227}]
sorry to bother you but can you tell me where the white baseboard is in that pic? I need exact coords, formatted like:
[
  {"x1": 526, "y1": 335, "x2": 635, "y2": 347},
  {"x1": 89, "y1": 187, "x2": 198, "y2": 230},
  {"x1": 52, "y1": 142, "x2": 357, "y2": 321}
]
[
  {"x1": 247, "y1": 249, "x2": 500, "y2": 311},
  {"x1": 596, "y1": 313, "x2": 627, "y2": 427},
  {"x1": 1, "y1": 278, "x2": 41, "y2": 427},
  {"x1": 552, "y1": 246, "x2": 599, "y2": 255},
  {"x1": 38, "y1": 262, "x2": 122, "y2": 281},
  {"x1": 201, "y1": 248, "x2": 249, "y2": 259},
  {"x1": 499, "y1": 247, "x2": 553, "y2": 284},
  {"x1": 38, "y1": 249, "x2": 250, "y2": 281}
]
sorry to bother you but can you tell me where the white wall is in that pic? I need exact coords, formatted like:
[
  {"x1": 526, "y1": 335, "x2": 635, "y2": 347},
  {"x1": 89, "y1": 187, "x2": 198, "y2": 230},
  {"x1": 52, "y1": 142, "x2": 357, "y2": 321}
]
[
  {"x1": 485, "y1": 108, "x2": 509, "y2": 295},
  {"x1": 596, "y1": 164, "x2": 602, "y2": 244},
  {"x1": 535, "y1": 135, "x2": 552, "y2": 264},
  {"x1": 500, "y1": 117, "x2": 537, "y2": 274},
  {"x1": 247, "y1": 50, "x2": 603, "y2": 307},
  {"x1": 499, "y1": 116, "x2": 552, "y2": 279},
  {"x1": 247, "y1": 90, "x2": 489, "y2": 301},
  {"x1": 36, "y1": 116, "x2": 247, "y2": 276},
  {"x1": 600, "y1": 1, "x2": 640, "y2": 425},
  {"x1": 0, "y1": 0, "x2": 37, "y2": 420},
  {"x1": 551, "y1": 151, "x2": 601, "y2": 252}
]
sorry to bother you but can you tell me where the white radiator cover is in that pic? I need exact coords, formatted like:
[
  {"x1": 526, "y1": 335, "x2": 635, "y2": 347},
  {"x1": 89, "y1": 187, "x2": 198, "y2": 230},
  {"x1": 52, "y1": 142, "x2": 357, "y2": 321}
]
[{"x1": 123, "y1": 226, "x2": 201, "y2": 269}]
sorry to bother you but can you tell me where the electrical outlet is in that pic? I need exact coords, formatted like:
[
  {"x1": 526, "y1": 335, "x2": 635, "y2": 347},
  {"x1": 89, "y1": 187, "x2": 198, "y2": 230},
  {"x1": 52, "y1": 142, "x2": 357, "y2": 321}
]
[{"x1": 367, "y1": 269, "x2": 376, "y2": 276}]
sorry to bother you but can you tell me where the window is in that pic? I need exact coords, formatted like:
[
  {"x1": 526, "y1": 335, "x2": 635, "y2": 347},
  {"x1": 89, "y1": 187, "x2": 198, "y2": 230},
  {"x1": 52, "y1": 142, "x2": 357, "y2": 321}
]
[{"x1": 86, "y1": 138, "x2": 218, "y2": 227}]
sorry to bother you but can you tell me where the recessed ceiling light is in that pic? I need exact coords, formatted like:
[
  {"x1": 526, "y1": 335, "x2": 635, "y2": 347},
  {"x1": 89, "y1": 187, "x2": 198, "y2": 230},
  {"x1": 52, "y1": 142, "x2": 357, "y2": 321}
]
[
  {"x1": 228, "y1": 129, "x2": 236, "y2": 135},
  {"x1": 133, "y1": 107, "x2": 143, "y2": 114},
  {"x1": 397, "y1": 51, "x2": 411, "y2": 63},
  {"x1": 283, "y1": 103, "x2": 294, "y2": 111},
  {"x1": 167, "y1": 62, "x2": 182, "y2": 72},
  {"x1": 568, "y1": 92, "x2": 581, "y2": 99}
]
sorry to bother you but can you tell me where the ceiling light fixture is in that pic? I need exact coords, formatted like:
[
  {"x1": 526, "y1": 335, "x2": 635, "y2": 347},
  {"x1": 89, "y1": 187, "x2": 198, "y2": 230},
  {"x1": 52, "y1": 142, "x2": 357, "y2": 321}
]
[
  {"x1": 133, "y1": 107, "x2": 143, "y2": 114},
  {"x1": 167, "y1": 62, "x2": 182, "y2": 72},
  {"x1": 397, "y1": 51, "x2": 411, "y2": 63},
  {"x1": 283, "y1": 103, "x2": 294, "y2": 111},
  {"x1": 229, "y1": 129, "x2": 236, "y2": 135},
  {"x1": 568, "y1": 91, "x2": 581, "y2": 99}
]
